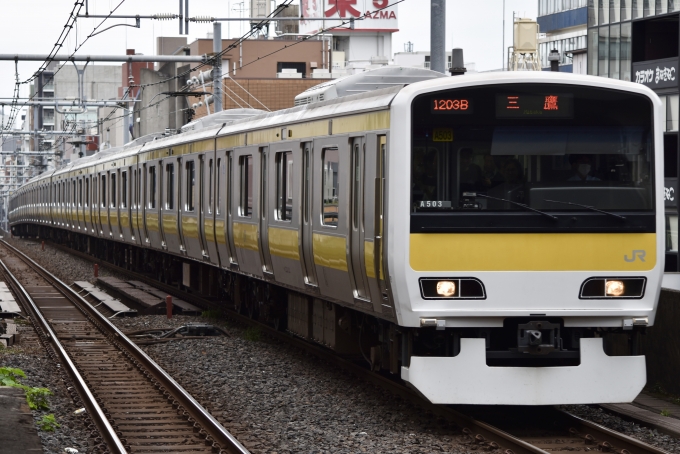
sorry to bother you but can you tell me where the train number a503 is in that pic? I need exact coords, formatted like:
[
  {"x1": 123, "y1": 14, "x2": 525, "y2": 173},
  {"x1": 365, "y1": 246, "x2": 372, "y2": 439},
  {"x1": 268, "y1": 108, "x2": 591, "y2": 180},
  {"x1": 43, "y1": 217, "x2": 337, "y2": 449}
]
[
  {"x1": 432, "y1": 128, "x2": 453, "y2": 142},
  {"x1": 419, "y1": 200, "x2": 452, "y2": 208}
]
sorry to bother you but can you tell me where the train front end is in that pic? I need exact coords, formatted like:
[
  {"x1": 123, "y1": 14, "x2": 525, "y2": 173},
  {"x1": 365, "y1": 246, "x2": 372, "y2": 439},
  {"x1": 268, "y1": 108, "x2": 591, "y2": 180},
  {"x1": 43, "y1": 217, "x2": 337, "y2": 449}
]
[{"x1": 389, "y1": 73, "x2": 664, "y2": 405}]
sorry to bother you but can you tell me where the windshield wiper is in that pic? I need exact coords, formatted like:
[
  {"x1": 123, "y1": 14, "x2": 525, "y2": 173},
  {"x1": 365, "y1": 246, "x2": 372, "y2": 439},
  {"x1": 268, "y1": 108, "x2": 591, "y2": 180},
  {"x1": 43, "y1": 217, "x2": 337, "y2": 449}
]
[
  {"x1": 543, "y1": 199, "x2": 626, "y2": 221},
  {"x1": 473, "y1": 193, "x2": 558, "y2": 221}
]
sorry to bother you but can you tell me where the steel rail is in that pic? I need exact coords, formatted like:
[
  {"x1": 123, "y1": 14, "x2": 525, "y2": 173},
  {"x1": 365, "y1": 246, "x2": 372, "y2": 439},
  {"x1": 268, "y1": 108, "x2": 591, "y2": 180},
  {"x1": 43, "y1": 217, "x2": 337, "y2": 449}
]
[
  {"x1": 0, "y1": 239, "x2": 250, "y2": 454},
  {"x1": 0, "y1": 254, "x2": 127, "y2": 453},
  {"x1": 39, "y1": 239, "x2": 671, "y2": 454}
]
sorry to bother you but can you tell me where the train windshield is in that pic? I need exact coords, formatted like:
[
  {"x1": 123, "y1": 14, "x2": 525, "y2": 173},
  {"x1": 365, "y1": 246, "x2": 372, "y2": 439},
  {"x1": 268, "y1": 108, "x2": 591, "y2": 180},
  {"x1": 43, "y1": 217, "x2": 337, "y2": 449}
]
[{"x1": 411, "y1": 84, "x2": 655, "y2": 215}]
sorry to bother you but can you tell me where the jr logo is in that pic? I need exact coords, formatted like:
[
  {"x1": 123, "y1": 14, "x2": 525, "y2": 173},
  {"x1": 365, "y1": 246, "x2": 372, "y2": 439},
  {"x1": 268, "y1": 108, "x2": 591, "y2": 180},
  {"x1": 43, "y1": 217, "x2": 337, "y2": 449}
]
[{"x1": 624, "y1": 250, "x2": 646, "y2": 262}]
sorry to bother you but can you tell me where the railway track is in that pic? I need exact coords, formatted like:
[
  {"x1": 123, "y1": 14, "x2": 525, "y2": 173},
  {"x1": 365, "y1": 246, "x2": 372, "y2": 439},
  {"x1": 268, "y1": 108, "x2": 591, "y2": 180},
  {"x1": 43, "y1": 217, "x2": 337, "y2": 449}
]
[
  {"x1": 0, "y1": 239, "x2": 249, "y2": 454},
  {"x1": 31, "y1": 238, "x2": 673, "y2": 454}
]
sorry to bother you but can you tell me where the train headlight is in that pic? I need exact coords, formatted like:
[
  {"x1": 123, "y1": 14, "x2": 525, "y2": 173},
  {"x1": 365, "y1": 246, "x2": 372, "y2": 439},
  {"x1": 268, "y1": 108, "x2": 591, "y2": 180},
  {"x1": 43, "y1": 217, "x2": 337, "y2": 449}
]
[
  {"x1": 436, "y1": 281, "x2": 456, "y2": 297},
  {"x1": 605, "y1": 280, "x2": 625, "y2": 297},
  {"x1": 419, "y1": 278, "x2": 486, "y2": 299},
  {"x1": 580, "y1": 277, "x2": 646, "y2": 299}
]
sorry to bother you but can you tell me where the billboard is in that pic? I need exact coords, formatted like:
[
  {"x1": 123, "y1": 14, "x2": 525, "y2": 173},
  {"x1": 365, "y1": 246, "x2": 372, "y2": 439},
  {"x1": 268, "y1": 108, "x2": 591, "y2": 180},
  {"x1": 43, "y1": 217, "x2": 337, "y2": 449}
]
[{"x1": 300, "y1": 0, "x2": 398, "y2": 34}]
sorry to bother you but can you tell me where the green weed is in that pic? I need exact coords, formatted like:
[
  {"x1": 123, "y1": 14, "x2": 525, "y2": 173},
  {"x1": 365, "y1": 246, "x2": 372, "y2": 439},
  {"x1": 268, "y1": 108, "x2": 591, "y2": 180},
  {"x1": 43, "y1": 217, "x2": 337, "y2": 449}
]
[
  {"x1": 0, "y1": 367, "x2": 51, "y2": 410},
  {"x1": 243, "y1": 326, "x2": 261, "y2": 342},
  {"x1": 202, "y1": 309, "x2": 222, "y2": 319},
  {"x1": 661, "y1": 409, "x2": 672, "y2": 417},
  {"x1": 38, "y1": 414, "x2": 60, "y2": 432},
  {"x1": 0, "y1": 367, "x2": 26, "y2": 387},
  {"x1": 26, "y1": 387, "x2": 52, "y2": 410}
]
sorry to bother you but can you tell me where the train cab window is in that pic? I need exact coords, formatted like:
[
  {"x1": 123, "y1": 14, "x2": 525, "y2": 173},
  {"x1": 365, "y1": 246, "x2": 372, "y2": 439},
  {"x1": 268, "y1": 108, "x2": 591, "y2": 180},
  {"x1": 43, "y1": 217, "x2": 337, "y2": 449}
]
[
  {"x1": 411, "y1": 84, "x2": 655, "y2": 217},
  {"x1": 101, "y1": 175, "x2": 107, "y2": 208},
  {"x1": 149, "y1": 166, "x2": 157, "y2": 209},
  {"x1": 166, "y1": 164, "x2": 174, "y2": 210},
  {"x1": 239, "y1": 155, "x2": 253, "y2": 217},
  {"x1": 208, "y1": 159, "x2": 213, "y2": 214},
  {"x1": 121, "y1": 171, "x2": 127, "y2": 208},
  {"x1": 322, "y1": 148, "x2": 340, "y2": 227},
  {"x1": 110, "y1": 173, "x2": 117, "y2": 208},
  {"x1": 275, "y1": 151, "x2": 293, "y2": 221},
  {"x1": 186, "y1": 161, "x2": 195, "y2": 212}
]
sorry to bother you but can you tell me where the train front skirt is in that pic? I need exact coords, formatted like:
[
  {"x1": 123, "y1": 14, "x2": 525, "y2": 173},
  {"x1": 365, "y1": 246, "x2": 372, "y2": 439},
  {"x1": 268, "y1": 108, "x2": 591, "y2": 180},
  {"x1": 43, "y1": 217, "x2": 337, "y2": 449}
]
[{"x1": 401, "y1": 338, "x2": 645, "y2": 405}]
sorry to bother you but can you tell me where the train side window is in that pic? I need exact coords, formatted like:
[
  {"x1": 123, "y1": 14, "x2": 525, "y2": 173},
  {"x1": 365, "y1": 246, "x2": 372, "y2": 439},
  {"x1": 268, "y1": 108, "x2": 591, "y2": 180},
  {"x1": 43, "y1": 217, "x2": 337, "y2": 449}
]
[
  {"x1": 275, "y1": 151, "x2": 293, "y2": 221},
  {"x1": 208, "y1": 159, "x2": 213, "y2": 214},
  {"x1": 239, "y1": 155, "x2": 253, "y2": 217},
  {"x1": 149, "y1": 166, "x2": 157, "y2": 209},
  {"x1": 322, "y1": 148, "x2": 340, "y2": 227},
  {"x1": 85, "y1": 178, "x2": 90, "y2": 207},
  {"x1": 166, "y1": 164, "x2": 174, "y2": 210},
  {"x1": 111, "y1": 174, "x2": 117, "y2": 208},
  {"x1": 72, "y1": 180, "x2": 76, "y2": 207},
  {"x1": 78, "y1": 179, "x2": 83, "y2": 207},
  {"x1": 121, "y1": 171, "x2": 127, "y2": 208},
  {"x1": 216, "y1": 158, "x2": 222, "y2": 215},
  {"x1": 186, "y1": 160, "x2": 195, "y2": 212}
]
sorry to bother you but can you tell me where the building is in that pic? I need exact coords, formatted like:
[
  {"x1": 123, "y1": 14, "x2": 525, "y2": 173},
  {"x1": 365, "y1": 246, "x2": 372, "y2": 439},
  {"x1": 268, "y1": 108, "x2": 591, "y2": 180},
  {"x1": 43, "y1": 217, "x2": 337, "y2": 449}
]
[
  {"x1": 586, "y1": 1, "x2": 680, "y2": 272},
  {"x1": 537, "y1": 0, "x2": 588, "y2": 72},
  {"x1": 300, "y1": 0, "x2": 397, "y2": 72}
]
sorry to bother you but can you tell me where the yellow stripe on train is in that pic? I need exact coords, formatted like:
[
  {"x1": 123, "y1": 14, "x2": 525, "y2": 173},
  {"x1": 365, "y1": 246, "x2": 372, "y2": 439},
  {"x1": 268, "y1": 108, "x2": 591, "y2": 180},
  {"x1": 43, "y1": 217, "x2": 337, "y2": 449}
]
[{"x1": 410, "y1": 233, "x2": 657, "y2": 272}]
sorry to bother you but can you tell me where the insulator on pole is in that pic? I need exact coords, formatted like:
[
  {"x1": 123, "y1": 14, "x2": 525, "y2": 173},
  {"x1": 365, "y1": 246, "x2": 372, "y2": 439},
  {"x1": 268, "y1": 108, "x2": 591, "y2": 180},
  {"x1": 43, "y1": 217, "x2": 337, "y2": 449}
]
[
  {"x1": 192, "y1": 16, "x2": 214, "y2": 23},
  {"x1": 153, "y1": 13, "x2": 178, "y2": 20}
]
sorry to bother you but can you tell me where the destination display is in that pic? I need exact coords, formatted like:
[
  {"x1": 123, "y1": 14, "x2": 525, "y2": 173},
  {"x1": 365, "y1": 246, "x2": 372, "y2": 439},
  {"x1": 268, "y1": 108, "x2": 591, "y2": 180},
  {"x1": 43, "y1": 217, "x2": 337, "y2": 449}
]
[
  {"x1": 496, "y1": 93, "x2": 573, "y2": 119},
  {"x1": 430, "y1": 98, "x2": 473, "y2": 114}
]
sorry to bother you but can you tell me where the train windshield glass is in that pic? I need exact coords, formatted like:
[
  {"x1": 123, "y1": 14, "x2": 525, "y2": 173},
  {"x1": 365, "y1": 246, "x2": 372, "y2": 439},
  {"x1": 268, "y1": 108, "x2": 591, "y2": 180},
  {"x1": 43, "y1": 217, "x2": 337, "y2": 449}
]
[{"x1": 411, "y1": 84, "x2": 654, "y2": 213}]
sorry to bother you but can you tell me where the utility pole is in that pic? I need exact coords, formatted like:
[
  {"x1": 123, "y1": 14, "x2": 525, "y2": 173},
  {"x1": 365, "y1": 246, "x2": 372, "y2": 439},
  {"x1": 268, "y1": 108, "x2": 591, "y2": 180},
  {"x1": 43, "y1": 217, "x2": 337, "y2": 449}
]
[
  {"x1": 213, "y1": 23, "x2": 223, "y2": 113},
  {"x1": 430, "y1": 0, "x2": 446, "y2": 74},
  {"x1": 503, "y1": 0, "x2": 506, "y2": 70}
]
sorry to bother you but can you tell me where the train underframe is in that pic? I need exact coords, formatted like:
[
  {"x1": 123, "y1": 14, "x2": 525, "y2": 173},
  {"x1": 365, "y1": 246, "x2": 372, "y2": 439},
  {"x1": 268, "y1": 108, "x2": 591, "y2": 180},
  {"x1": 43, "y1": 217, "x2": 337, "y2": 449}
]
[{"x1": 11, "y1": 223, "x2": 647, "y2": 404}]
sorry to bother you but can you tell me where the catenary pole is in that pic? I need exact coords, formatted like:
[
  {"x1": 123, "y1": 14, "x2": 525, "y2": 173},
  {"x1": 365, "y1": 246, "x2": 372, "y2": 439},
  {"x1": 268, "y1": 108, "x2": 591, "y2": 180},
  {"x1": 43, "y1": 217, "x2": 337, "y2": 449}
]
[
  {"x1": 430, "y1": 0, "x2": 446, "y2": 74},
  {"x1": 213, "y1": 23, "x2": 223, "y2": 113}
]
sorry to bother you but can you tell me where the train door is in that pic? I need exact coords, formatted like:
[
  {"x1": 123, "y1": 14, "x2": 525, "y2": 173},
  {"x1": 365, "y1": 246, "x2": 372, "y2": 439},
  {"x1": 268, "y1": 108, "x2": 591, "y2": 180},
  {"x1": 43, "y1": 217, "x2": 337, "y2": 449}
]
[
  {"x1": 300, "y1": 143, "x2": 318, "y2": 288},
  {"x1": 349, "y1": 136, "x2": 371, "y2": 303},
  {"x1": 146, "y1": 162, "x2": 163, "y2": 250},
  {"x1": 180, "y1": 154, "x2": 204, "y2": 260},
  {"x1": 83, "y1": 176, "x2": 91, "y2": 233},
  {"x1": 110, "y1": 169, "x2": 122, "y2": 239},
  {"x1": 99, "y1": 172, "x2": 111, "y2": 237},
  {"x1": 361, "y1": 134, "x2": 386, "y2": 312},
  {"x1": 76, "y1": 178, "x2": 83, "y2": 230},
  {"x1": 226, "y1": 151, "x2": 238, "y2": 266},
  {"x1": 268, "y1": 140, "x2": 305, "y2": 288},
  {"x1": 311, "y1": 136, "x2": 353, "y2": 304},
  {"x1": 258, "y1": 146, "x2": 275, "y2": 278},
  {"x1": 132, "y1": 166, "x2": 143, "y2": 245},
  {"x1": 162, "y1": 156, "x2": 182, "y2": 254},
  {"x1": 141, "y1": 165, "x2": 150, "y2": 244},
  {"x1": 203, "y1": 154, "x2": 220, "y2": 267},
  {"x1": 232, "y1": 145, "x2": 263, "y2": 276},
  {"x1": 120, "y1": 168, "x2": 133, "y2": 242},
  {"x1": 198, "y1": 155, "x2": 210, "y2": 259},
  {"x1": 214, "y1": 150, "x2": 231, "y2": 268}
]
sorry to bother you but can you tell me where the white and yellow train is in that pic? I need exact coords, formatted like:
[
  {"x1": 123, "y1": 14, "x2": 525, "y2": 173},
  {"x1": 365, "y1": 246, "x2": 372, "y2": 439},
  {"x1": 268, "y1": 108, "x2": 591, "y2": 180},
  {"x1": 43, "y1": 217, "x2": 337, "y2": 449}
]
[{"x1": 10, "y1": 69, "x2": 664, "y2": 405}]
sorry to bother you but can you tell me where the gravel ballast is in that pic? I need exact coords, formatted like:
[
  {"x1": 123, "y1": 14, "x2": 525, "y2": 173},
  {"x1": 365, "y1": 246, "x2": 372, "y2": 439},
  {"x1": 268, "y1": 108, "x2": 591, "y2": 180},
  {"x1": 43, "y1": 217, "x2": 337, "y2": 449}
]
[
  {"x1": 6, "y1": 236, "x2": 680, "y2": 453},
  {"x1": 0, "y1": 329, "x2": 92, "y2": 454}
]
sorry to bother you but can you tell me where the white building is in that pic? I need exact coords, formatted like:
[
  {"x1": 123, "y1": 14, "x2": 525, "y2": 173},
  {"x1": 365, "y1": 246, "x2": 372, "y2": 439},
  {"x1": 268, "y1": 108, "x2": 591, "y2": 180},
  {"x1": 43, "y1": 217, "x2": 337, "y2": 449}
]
[{"x1": 300, "y1": 0, "x2": 397, "y2": 73}]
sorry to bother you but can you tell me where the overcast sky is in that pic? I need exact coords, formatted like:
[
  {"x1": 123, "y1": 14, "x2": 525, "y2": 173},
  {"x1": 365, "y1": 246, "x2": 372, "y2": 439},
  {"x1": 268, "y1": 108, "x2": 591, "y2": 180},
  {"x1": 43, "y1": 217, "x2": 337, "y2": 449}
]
[{"x1": 0, "y1": 0, "x2": 537, "y2": 122}]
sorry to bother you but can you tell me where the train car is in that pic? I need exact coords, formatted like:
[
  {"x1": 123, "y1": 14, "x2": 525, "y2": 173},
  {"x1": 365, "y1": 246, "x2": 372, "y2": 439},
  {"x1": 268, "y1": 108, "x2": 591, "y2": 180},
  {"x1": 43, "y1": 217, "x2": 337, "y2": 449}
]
[{"x1": 9, "y1": 68, "x2": 663, "y2": 405}]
